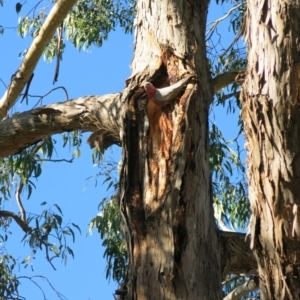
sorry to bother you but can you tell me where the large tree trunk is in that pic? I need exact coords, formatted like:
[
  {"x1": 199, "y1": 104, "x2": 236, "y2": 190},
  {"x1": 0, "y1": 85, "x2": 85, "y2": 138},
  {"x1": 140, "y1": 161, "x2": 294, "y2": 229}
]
[
  {"x1": 118, "y1": 0, "x2": 222, "y2": 299},
  {"x1": 0, "y1": 0, "x2": 265, "y2": 297},
  {"x1": 241, "y1": 0, "x2": 300, "y2": 299}
]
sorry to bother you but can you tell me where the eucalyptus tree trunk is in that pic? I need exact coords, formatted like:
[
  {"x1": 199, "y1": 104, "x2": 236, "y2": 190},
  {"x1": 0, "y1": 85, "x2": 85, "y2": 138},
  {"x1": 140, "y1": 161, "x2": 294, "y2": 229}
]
[
  {"x1": 241, "y1": 0, "x2": 300, "y2": 299},
  {"x1": 118, "y1": 0, "x2": 222, "y2": 299}
]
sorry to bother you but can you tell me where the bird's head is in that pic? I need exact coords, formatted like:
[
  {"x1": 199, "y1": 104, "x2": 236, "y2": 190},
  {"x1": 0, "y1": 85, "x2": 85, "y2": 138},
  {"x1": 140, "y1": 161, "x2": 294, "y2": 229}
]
[{"x1": 143, "y1": 82, "x2": 157, "y2": 98}]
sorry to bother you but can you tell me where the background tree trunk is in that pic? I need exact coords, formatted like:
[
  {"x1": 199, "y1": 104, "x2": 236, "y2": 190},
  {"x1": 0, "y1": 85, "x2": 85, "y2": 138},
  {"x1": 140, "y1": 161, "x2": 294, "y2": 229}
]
[
  {"x1": 241, "y1": 0, "x2": 300, "y2": 299},
  {"x1": 118, "y1": 0, "x2": 223, "y2": 299}
]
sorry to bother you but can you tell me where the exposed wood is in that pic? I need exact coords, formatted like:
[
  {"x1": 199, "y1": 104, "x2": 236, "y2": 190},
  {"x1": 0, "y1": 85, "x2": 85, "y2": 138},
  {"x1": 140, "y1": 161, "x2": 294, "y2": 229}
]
[{"x1": 118, "y1": 0, "x2": 223, "y2": 299}]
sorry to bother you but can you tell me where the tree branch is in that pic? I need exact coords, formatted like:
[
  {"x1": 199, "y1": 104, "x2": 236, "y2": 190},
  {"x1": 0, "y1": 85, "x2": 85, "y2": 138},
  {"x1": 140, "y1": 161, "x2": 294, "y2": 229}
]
[
  {"x1": 212, "y1": 69, "x2": 246, "y2": 94},
  {"x1": 16, "y1": 182, "x2": 26, "y2": 222},
  {"x1": 206, "y1": 3, "x2": 244, "y2": 41},
  {"x1": 37, "y1": 158, "x2": 74, "y2": 163},
  {"x1": 0, "y1": 210, "x2": 32, "y2": 233},
  {"x1": 0, "y1": 94, "x2": 122, "y2": 157},
  {"x1": 18, "y1": 275, "x2": 68, "y2": 300},
  {"x1": 221, "y1": 231, "x2": 257, "y2": 275},
  {"x1": 0, "y1": 0, "x2": 77, "y2": 119},
  {"x1": 223, "y1": 277, "x2": 259, "y2": 300}
]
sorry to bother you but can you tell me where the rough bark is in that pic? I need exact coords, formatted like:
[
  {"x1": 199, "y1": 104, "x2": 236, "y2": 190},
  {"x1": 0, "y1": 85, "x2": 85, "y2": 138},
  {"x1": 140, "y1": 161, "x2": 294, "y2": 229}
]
[
  {"x1": 0, "y1": 0, "x2": 279, "y2": 298},
  {"x1": 0, "y1": 100, "x2": 261, "y2": 280},
  {"x1": 0, "y1": 94, "x2": 121, "y2": 157},
  {"x1": 241, "y1": 0, "x2": 300, "y2": 299},
  {"x1": 118, "y1": 0, "x2": 223, "y2": 299},
  {"x1": 221, "y1": 232, "x2": 256, "y2": 276}
]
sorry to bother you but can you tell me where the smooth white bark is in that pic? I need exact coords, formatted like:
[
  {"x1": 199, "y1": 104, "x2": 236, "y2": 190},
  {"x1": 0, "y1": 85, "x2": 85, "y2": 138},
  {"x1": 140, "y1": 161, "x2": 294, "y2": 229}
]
[{"x1": 0, "y1": 0, "x2": 77, "y2": 120}]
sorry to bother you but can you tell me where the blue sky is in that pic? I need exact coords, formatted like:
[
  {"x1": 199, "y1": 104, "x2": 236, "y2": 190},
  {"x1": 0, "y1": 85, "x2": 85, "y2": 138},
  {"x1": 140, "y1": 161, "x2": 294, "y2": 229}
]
[
  {"x1": 0, "y1": 1, "x2": 242, "y2": 299},
  {"x1": 1, "y1": 2, "x2": 132, "y2": 298}
]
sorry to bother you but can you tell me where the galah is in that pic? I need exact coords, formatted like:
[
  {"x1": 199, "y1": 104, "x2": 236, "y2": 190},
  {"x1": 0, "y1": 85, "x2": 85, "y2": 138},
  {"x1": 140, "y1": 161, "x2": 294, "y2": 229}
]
[{"x1": 144, "y1": 75, "x2": 193, "y2": 105}]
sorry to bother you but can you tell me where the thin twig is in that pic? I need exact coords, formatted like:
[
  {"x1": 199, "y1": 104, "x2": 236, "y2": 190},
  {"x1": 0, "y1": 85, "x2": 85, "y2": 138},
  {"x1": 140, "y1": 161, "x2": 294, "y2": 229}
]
[
  {"x1": 36, "y1": 158, "x2": 74, "y2": 163},
  {"x1": 16, "y1": 182, "x2": 26, "y2": 222},
  {"x1": 0, "y1": 78, "x2": 7, "y2": 89},
  {"x1": 218, "y1": 91, "x2": 240, "y2": 103},
  {"x1": 32, "y1": 86, "x2": 69, "y2": 108},
  {"x1": 206, "y1": 3, "x2": 244, "y2": 40},
  {"x1": 219, "y1": 32, "x2": 243, "y2": 59},
  {"x1": 53, "y1": 26, "x2": 63, "y2": 84},
  {"x1": 18, "y1": 275, "x2": 68, "y2": 300},
  {"x1": 28, "y1": 0, "x2": 45, "y2": 18},
  {"x1": 32, "y1": 230, "x2": 58, "y2": 270},
  {"x1": 20, "y1": 86, "x2": 69, "y2": 105}
]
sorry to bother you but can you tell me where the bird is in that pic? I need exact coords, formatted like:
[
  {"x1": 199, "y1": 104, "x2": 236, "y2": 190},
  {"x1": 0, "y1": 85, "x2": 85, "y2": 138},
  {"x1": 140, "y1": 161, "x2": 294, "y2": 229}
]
[{"x1": 143, "y1": 75, "x2": 194, "y2": 105}]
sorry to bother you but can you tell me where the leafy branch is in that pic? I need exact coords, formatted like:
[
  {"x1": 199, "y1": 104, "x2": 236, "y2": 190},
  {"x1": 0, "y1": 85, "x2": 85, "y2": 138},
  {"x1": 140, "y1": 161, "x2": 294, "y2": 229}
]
[{"x1": 0, "y1": 0, "x2": 78, "y2": 119}]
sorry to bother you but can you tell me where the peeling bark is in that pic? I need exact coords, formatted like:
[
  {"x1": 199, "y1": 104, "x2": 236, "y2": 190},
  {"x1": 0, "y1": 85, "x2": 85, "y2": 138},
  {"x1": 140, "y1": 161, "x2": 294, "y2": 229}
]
[
  {"x1": 241, "y1": 0, "x2": 300, "y2": 298},
  {"x1": 0, "y1": 0, "x2": 258, "y2": 297},
  {"x1": 118, "y1": 0, "x2": 223, "y2": 299},
  {"x1": 0, "y1": 91, "x2": 262, "y2": 276},
  {"x1": 0, "y1": 94, "x2": 121, "y2": 157}
]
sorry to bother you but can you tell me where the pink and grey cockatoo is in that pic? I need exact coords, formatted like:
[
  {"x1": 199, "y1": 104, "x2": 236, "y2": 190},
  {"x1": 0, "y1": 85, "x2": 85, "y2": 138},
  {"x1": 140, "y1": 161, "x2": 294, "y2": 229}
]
[{"x1": 143, "y1": 75, "x2": 194, "y2": 105}]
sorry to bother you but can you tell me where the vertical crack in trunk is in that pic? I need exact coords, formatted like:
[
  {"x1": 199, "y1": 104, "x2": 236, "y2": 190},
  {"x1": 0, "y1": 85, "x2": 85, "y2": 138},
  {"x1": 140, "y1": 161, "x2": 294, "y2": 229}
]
[{"x1": 118, "y1": 0, "x2": 222, "y2": 299}]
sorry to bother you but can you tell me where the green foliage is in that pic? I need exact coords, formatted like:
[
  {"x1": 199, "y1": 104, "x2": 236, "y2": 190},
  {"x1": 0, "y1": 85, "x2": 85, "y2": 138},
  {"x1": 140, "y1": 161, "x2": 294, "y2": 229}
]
[
  {"x1": 22, "y1": 202, "x2": 80, "y2": 267},
  {"x1": 16, "y1": 0, "x2": 135, "y2": 62},
  {"x1": 0, "y1": 160, "x2": 11, "y2": 202},
  {"x1": 44, "y1": 33, "x2": 66, "y2": 63},
  {"x1": 207, "y1": 0, "x2": 247, "y2": 89},
  {"x1": 0, "y1": 134, "x2": 82, "y2": 297},
  {"x1": 65, "y1": 0, "x2": 135, "y2": 49},
  {"x1": 18, "y1": 13, "x2": 46, "y2": 39},
  {"x1": 0, "y1": 254, "x2": 19, "y2": 300},
  {"x1": 92, "y1": 147, "x2": 104, "y2": 166},
  {"x1": 0, "y1": 132, "x2": 81, "y2": 207},
  {"x1": 88, "y1": 157, "x2": 126, "y2": 283},
  {"x1": 205, "y1": 0, "x2": 250, "y2": 232},
  {"x1": 61, "y1": 130, "x2": 83, "y2": 158},
  {"x1": 0, "y1": 0, "x2": 254, "y2": 298},
  {"x1": 0, "y1": 145, "x2": 41, "y2": 204},
  {"x1": 209, "y1": 123, "x2": 249, "y2": 230},
  {"x1": 90, "y1": 197, "x2": 127, "y2": 283}
]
